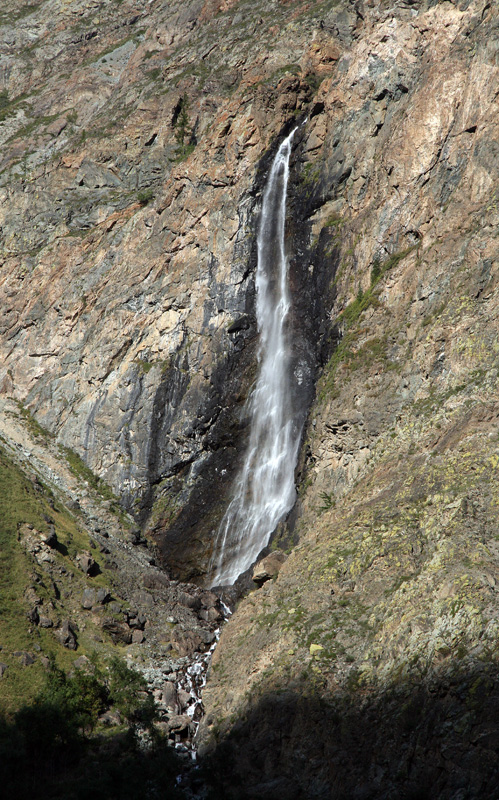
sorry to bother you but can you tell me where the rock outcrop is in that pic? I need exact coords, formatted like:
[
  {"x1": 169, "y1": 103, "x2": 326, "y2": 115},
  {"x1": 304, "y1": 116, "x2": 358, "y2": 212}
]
[{"x1": 2, "y1": 0, "x2": 499, "y2": 797}]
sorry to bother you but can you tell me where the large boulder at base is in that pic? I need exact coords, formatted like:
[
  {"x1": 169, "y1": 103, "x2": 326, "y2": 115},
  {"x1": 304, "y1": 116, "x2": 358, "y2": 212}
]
[{"x1": 252, "y1": 550, "x2": 287, "y2": 586}]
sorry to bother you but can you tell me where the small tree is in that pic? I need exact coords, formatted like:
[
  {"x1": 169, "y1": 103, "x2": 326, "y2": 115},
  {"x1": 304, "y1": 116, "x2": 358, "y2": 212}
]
[{"x1": 174, "y1": 94, "x2": 191, "y2": 156}]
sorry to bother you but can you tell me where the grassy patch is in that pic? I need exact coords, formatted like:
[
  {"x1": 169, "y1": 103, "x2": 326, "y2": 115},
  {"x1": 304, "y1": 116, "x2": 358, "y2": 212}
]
[
  {"x1": 6, "y1": 112, "x2": 59, "y2": 143},
  {"x1": 319, "y1": 246, "x2": 417, "y2": 398},
  {"x1": 0, "y1": 446, "x2": 86, "y2": 710},
  {"x1": 14, "y1": 402, "x2": 53, "y2": 443},
  {"x1": 58, "y1": 445, "x2": 122, "y2": 516}
]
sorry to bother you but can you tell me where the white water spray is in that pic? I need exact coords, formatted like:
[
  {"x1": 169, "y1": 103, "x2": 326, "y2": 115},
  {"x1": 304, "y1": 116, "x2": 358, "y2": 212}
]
[{"x1": 209, "y1": 128, "x2": 301, "y2": 586}]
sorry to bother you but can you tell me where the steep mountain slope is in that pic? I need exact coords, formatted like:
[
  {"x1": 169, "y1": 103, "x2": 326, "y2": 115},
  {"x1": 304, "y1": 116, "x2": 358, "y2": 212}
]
[
  {"x1": 0, "y1": 0, "x2": 343, "y2": 581},
  {"x1": 1, "y1": 0, "x2": 499, "y2": 797},
  {"x1": 196, "y1": 1, "x2": 499, "y2": 797}
]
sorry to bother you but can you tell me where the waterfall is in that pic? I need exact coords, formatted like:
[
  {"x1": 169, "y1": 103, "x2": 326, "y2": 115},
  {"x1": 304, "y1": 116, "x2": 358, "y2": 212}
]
[{"x1": 209, "y1": 128, "x2": 301, "y2": 587}]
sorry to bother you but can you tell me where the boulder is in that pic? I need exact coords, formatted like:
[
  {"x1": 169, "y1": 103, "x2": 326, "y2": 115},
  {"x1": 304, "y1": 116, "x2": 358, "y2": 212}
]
[
  {"x1": 0, "y1": 663, "x2": 7, "y2": 677},
  {"x1": 161, "y1": 681, "x2": 178, "y2": 710},
  {"x1": 171, "y1": 627, "x2": 211, "y2": 657},
  {"x1": 73, "y1": 655, "x2": 90, "y2": 670},
  {"x1": 143, "y1": 572, "x2": 169, "y2": 590},
  {"x1": 252, "y1": 550, "x2": 287, "y2": 586},
  {"x1": 177, "y1": 689, "x2": 192, "y2": 711},
  {"x1": 14, "y1": 651, "x2": 35, "y2": 666},
  {"x1": 166, "y1": 714, "x2": 191, "y2": 735},
  {"x1": 77, "y1": 551, "x2": 98, "y2": 576},
  {"x1": 101, "y1": 618, "x2": 132, "y2": 645},
  {"x1": 40, "y1": 526, "x2": 58, "y2": 548},
  {"x1": 56, "y1": 620, "x2": 77, "y2": 650},
  {"x1": 81, "y1": 588, "x2": 97, "y2": 609},
  {"x1": 178, "y1": 591, "x2": 201, "y2": 610},
  {"x1": 96, "y1": 587, "x2": 111, "y2": 605}
]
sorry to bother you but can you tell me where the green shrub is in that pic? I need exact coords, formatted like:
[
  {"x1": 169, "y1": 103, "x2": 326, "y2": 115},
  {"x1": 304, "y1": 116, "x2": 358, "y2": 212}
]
[{"x1": 137, "y1": 187, "x2": 153, "y2": 205}]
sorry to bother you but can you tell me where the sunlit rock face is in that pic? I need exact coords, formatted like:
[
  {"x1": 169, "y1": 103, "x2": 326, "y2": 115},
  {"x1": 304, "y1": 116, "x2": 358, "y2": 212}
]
[
  {"x1": 3, "y1": 0, "x2": 499, "y2": 794},
  {"x1": 0, "y1": 0, "x2": 336, "y2": 582}
]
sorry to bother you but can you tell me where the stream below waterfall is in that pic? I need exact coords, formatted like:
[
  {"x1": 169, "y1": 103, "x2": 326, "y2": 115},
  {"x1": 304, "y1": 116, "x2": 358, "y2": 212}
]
[{"x1": 146, "y1": 127, "x2": 302, "y2": 792}]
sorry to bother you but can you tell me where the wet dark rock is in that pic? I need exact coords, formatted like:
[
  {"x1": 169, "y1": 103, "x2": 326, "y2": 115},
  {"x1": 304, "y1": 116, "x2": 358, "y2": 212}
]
[
  {"x1": 227, "y1": 315, "x2": 251, "y2": 334},
  {"x1": 101, "y1": 618, "x2": 132, "y2": 645}
]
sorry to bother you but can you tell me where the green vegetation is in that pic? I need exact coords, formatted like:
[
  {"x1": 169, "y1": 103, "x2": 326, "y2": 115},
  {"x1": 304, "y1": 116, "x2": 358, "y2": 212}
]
[
  {"x1": 0, "y1": 89, "x2": 10, "y2": 114},
  {"x1": 0, "y1": 657, "x2": 184, "y2": 799},
  {"x1": 173, "y1": 94, "x2": 194, "y2": 160},
  {"x1": 58, "y1": 444, "x2": 122, "y2": 515},
  {"x1": 145, "y1": 67, "x2": 162, "y2": 82},
  {"x1": 136, "y1": 188, "x2": 154, "y2": 205},
  {"x1": 318, "y1": 491, "x2": 335, "y2": 511},
  {"x1": 0, "y1": 3, "x2": 42, "y2": 25},
  {"x1": 174, "y1": 94, "x2": 191, "y2": 154},
  {"x1": 319, "y1": 246, "x2": 417, "y2": 398},
  {"x1": 14, "y1": 401, "x2": 53, "y2": 442},
  {"x1": 6, "y1": 112, "x2": 59, "y2": 143},
  {"x1": 0, "y1": 445, "x2": 89, "y2": 709}
]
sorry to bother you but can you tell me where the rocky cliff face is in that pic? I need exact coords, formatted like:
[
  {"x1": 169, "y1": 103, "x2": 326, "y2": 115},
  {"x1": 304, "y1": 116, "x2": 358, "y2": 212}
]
[
  {"x1": 2, "y1": 0, "x2": 499, "y2": 797},
  {"x1": 196, "y1": 1, "x2": 499, "y2": 797},
  {"x1": 0, "y1": 0, "x2": 342, "y2": 581}
]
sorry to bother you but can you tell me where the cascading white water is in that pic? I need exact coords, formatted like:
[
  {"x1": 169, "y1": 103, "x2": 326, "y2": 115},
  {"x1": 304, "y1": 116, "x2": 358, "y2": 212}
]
[{"x1": 209, "y1": 128, "x2": 301, "y2": 587}]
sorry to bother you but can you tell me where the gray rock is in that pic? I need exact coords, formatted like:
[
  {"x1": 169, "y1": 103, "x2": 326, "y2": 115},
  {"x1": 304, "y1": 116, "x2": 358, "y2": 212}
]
[
  {"x1": 81, "y1": 588, "x2": 97, "y2": 609},
  {"x1": 178, "y1": 591, "x2": 201, "y2": 610},
  {"x1": 56, "y1": 620, "x2": 77, "y2": 650},
  {"x1": 77, "y1": 551, "x2": 97, "y2": 576},
  {"x1": 0, "y1": 663, "x2": 8, "y2": 677},
  {"x1": 14, "y1": 651, "x2": 35, "y2": 666},
  {"x1": 96, "y1": 587, "x2": 111, "y2": 604},
  {"x1": 40, "y1": 526, "x2": 58, "y2": 548},
  {"x1": 177, "y1": 689, "x2": 192, "y2": 711},
  {"x1": 161, "y1": 681, "x2": 177, "y2": 710},
  {"x1": 166, "y1": 714, "x2": 191, "y2": 735},
  {"x1": 73, "y1": 655, "x2": 90, "y2": 670}
]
